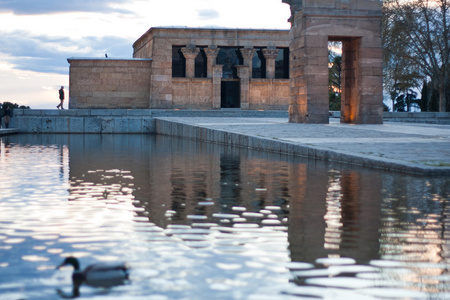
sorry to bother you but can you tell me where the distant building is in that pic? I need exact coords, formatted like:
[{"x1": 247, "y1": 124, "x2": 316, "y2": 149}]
[{"x1": 67, "y1": 27, "x2": 290, "y2": 110}]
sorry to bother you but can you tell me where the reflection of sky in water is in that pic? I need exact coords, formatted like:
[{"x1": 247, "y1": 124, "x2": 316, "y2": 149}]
[{"x1": 0, "y1": 134, "x2": 449, "y2": 299}]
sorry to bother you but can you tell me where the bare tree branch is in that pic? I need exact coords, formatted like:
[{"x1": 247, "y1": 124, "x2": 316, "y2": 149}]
[{"x1": 383, "y1": 0, "x2": 450, "y2": 111}]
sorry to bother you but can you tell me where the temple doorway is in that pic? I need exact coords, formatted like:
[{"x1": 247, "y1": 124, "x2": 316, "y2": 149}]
[
  {"x1": 221, "y1": 80, "x2": 240, "y2": 108},
  {"x1": 217, "y1": 47, "x2": 243, "y2": 109}
]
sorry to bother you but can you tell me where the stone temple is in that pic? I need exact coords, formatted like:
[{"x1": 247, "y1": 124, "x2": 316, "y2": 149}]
[
  {"x1": 68, "y1": 0, "x2": 383, "y2": 124},
  {"x1": 68, "y1": 28, "x2": 291, "y2": 111}
]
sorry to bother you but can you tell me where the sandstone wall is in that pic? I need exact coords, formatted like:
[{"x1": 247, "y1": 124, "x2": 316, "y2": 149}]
[
  {"x1": 147, "y1": 37, "x2": 173, "y2": 108},
  {"x1": 249, "y1": 79, "x2": 290, "y2": 110},
  {"x1": 68, "y1": 58, "x2": 152, "y2": 109},
  {"x1": 172, "y1": 78, "x2": 213, "y2": 109},
  {"x1": 133, "y1": 28, "x2": 291, "y2": 110},
  {"x1": 171, "y1": 78, "x2": 290, "y2": 110}
]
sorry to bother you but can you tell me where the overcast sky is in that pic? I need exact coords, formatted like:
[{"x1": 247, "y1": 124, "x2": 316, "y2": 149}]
[{"x1": 0, "y1": 0, "x2": 291, "y2": 109}]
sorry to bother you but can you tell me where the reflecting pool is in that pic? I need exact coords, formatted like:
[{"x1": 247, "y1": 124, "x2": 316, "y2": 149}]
[{"x1": 0, "y1": 134, "x2": 449, "y2": 299}]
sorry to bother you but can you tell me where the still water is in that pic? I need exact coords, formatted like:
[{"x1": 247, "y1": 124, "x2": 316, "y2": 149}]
[{"x1": 0, "y1": 134, "x2": 449, "y2": 299}]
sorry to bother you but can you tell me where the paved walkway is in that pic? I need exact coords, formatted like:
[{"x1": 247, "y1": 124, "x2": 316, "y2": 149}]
[{"x1": 159, "y1": 117, "x2": 450, "y2": 175}]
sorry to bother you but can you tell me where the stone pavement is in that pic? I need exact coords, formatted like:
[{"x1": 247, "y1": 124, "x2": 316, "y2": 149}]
[{"x1": 157, "y1": 117, "x2": 450, "y2": 175}]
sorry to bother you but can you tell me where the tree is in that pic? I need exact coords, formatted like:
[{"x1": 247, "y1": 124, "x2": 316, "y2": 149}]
[
  {"x1": 329, "y1": 56, "x2": 342, "y2": 92},
  {"x1": 1, "y1": 102, "x2": 30, "y2": 116},
  {"x1": 328, "y1": 42, "x2": 342, "y2": 111},
  {"x1": 393, "y1": 89, "x2": 420, "y2": 111},
  {"x1": 329, "y1": 91, "x2": 341, "y2": 111},
  {"x1": 383, "y1": 0, "x2": 423, "y2": 110},
  {"x1": 419, "y1": 80, "x2": 440, "y2": 111},
  {"x1": 420, "y1": 80, "x2": 430, "y2": 111},
  {"x1": 383, "y1": 0, "x2": 450, "y2": 112}
]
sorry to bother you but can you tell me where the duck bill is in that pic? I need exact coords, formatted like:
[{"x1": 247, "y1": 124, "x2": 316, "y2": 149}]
[{"x1": 56, "y1": 262, "x2": 66, "y2": 270}]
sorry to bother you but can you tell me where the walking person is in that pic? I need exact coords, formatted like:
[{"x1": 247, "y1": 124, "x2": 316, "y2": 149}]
[
  {"x1": 0, "y1": 103, "x2": 2, "y2": 129},
  {"x1": 3, "y1": 106, "x2": 11, "y2": 128},
  {"x1": 57, "y1": 86, "x2": 65, "y2": 109}
]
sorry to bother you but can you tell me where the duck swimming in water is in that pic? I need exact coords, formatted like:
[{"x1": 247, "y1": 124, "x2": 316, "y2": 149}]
[{"x1": 58, "y1": 256, "x2": 129, "y2": 288}]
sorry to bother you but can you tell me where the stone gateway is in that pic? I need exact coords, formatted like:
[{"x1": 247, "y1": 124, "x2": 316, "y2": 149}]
[{"x1": 283, "y1": 0, "x2": 384, "y2": 124}]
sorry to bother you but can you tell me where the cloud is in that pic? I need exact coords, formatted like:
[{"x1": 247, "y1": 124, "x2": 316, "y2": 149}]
[
  {"x1": 197, "y1": 9, "x2": 220, "y2": 20},
  {"x1": 0, "y1": 0, "x2": 132, "y2": 15},
  {"x1": 0, "y1": 31, "x2": 133, "y2": 74}
]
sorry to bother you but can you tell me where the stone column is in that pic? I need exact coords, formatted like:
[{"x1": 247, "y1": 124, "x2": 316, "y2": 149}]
[
  {"x1": 181, "y1": 46, "x2": 200, "y2": 78},
  {"x1": 262, "y1": 47, "x2": 279, "y2": 79},
  {"x1": 236, "y1": 65, "x2": 250, "y2": 109},
  {"x1": 204, "y1": 46, "x2": 220, "y2": 78},
  {"x1": 212, "y1": 65, "x2": 223, "y2": 109},
  {"x1": 289, "y1": 24, "x2": 330, "y2": 124},
  {"x1": 239, "y1": 47, "x2": 256, "y2": 73}
]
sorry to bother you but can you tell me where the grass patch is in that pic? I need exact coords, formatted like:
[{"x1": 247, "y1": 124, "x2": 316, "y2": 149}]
[{"x1": 423, "y1": 161, "x2": 450, "y2": 167}]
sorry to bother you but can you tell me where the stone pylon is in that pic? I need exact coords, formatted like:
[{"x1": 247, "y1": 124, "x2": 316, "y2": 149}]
[{"x1": 283, "y1": 0, "x2": 383, "y2": 124}]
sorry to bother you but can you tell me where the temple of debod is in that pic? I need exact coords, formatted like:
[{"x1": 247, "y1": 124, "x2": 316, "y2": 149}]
[
  {"x1": 68, "y1": 28, "x2": 291, "y2": 111},
  {"x1": 67, "y1": 0, "x2": 383, "y2": 124}
]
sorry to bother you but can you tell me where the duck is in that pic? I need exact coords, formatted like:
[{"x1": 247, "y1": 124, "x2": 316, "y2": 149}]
[{"x1": 58, "y1": 256, "x2": 130, "y2": 288}]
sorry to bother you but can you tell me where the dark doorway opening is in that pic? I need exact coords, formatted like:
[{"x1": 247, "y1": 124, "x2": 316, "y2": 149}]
[{"x1": 221, "y1": 80, "x2": 240, "y2": 108}]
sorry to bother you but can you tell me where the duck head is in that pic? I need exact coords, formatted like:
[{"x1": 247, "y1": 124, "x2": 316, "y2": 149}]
[
  {"x1": 58, "y1": 256, "x2": 86, "y2": 286},
  {"x1": 58, "y1": 256, "x2": 81, "y2": 271}
]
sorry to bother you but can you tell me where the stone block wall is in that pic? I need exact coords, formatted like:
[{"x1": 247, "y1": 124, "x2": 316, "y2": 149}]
[
  {"x1": 249, "y1": 79, "x2": 290, "y2": 110},
  {"x1": 146, "y1": 37, "x2": 173, "y2": 108},
  {"x1": 298, "y1": 0, "x2": 382, "y2": 14},
  {"x1": 172, "y1": 78, "x2": 214, "y2": 109},
  {"x1": 11, "y1": 109, "x2": 157, "y2": 133},
  {"x1": 133, "y1": 30, "x2": 154, "y2": 58},
  {"x1": 68, "y1": 58, "x2": 152, "y2": 109},
  {"x1": 10, "y1": 109, "x2": 290, "y2": 133}
]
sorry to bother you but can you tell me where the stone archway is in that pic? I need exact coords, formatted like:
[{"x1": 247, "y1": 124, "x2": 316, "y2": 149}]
[{"x1": 283, "y1": 0, "x2": 383, "y2": 124}]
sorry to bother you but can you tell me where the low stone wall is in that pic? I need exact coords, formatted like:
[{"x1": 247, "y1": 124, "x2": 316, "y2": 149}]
[
  {"x1": 154, "y1": 118, "x2": 397, "y2": 172},
  {"x1": 155, "y1": 118, "x2": 292, "y2": 155},
  {"x1": 330, "y1": 111, "x2": 450, "y2": 124},
  {"x1": 0, "y1": 128, "x2": 19, "y2": 136},
  {"x1": 383, "y1": 112, "x2": 450, "y2": 124},
  {"x1": 11, "y1": 109, "x2": 288, "y2": 133},
  {"x1": 10, "y1": 110, "x2": 450, "y2": 133},
  {"x1": 11, "y1": 109, "x2": 156, "y2": 133}
]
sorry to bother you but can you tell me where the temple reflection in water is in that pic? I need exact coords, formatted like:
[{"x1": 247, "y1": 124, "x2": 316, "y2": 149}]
[{"x1": 64, "y1": 134, "x2": 449, "y2": 270}]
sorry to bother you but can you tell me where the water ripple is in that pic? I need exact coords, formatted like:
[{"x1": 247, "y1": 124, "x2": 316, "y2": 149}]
[{"x1": 1, "y1": 135, "x2": 449, "y2": 299}]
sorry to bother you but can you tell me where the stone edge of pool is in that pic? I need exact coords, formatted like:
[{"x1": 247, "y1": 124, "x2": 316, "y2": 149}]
[
  {"x1": 153, "y1": 118, "x2": 450, "y2": 176},
  {"x1": 5, "y1": 109, "x2": 450, "y2": 175},
  {"x1": 0, "y1": 128, "x2": 19, "y2": 136}
]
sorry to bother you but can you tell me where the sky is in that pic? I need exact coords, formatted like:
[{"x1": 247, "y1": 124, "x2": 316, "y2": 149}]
[{"x1": 0, "y1": 0, "x2": 291, "y2": 109}]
